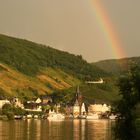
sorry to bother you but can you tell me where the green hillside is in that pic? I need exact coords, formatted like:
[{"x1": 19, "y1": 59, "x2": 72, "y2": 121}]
[
  {"x1": 0, "y1": 34, "x2": 109, "y2": 99},
  {"x1": 0, "y1": 63, "x2": 80, "y2": 99},
  {"x1": 93, "y1": 57, "x2": 140, "y2": 76},
  {"x1": 51, "y1": 80, "x2": 120, "y2": 105},
  {"x1": 0, "y1": 34, "x2": 107, "y2": 80}
]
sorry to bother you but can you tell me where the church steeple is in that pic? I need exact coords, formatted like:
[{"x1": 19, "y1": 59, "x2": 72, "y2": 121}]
[
  {"x1": 75, "y1": 86, "x2": 82, "y2": 105},
  {"x1": 77, "y1": 85, "x2": 80, "y2": 94},
  {"x1": 76, "y1": 85, "x2": 80, "y2": 99}
]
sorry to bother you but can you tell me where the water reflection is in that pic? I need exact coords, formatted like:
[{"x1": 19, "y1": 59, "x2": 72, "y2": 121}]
[
  {"x1": 0, "y1": 119, "x2": 113, "y2": 140},
  {"x1": 86, "y1": 120, "x2": 110, "y2": 140}
]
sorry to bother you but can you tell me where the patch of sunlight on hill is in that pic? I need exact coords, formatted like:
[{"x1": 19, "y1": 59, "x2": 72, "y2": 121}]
[
  {"x1": 38, "y1": 67, "x2": 80, "y2": 88},
  {"x1": 0, "y1": 63, "x2": 80, "y2": 98}
]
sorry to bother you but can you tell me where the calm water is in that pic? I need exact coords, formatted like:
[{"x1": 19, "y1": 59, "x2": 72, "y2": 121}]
[{"x1": 0, "y1": 119, "x2": 115, "y2": 140}]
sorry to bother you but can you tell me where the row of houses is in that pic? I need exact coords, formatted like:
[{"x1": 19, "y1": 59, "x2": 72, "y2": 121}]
[
  {"x1": 66, "y1": 86, "x2": 111, "y2": 118},
  {"x1": 0, "y1": 87, "x2": 111, "y2": 118},
  {"x1": 0, "y1": 96, "x2": 52, "y2": 112}
]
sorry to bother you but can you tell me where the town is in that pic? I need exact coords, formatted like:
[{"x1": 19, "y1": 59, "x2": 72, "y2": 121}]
[{"x1": 0, "y1": 86, "x2": 116, "y2": 121}]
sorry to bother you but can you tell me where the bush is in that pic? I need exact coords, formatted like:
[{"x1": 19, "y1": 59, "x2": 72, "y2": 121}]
[
  {"x1": 2, "y1": 103, "x2": 25, "y2": 119},
  {"x1": 6, "y1": 112, "x2": 14, "y2": 120}
]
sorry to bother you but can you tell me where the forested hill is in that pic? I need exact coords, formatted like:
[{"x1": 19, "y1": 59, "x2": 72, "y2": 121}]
[
  {"x1": 93, "y1": 57, "x2": 140, "y2": 76},
  {"x1": 0, "y1": 34, "x2": 107, "y2": 80},
  {"x1": 0, "y1": 34, "x2": 109, "y2": 98}
]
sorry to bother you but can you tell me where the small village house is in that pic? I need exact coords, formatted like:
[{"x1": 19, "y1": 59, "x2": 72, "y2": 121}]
[
  {"x1": 12, "y1": 97, "x2": 24, "y2": 109},
  {"x1": 0, "y1": 99, "x2": 10, "y2": 109},
  {"x1": 24, "y1": 97, "x2": 42, "y2": 112},
  {"x1": 88, "y1": 104, "x2": 111, "y2": 115}
]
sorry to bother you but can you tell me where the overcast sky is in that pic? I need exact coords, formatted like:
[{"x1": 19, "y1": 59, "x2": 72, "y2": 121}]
[{"x1": 0, "y1": 0, "x2": 140, "y2": 62}]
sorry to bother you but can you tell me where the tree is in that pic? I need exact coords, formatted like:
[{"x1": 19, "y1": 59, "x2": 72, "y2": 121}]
[
  {"x1": 114, "y1": 65, "x2": 140, "y2": 140},
  {"x1": 2, "y1": 103, "x2": 25, "y2": 119},
  {"x1": 2, "y1": 104, "x2": 14, "y2": 120}
]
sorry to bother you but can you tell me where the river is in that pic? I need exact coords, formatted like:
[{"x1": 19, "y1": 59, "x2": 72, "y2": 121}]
[{"x1": 0, "y1": 119, "x2": 115, "y2": 140}]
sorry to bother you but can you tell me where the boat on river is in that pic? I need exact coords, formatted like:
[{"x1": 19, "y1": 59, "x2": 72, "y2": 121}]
[
  {"x1": 109, "y1": 114, "x2": 117, "y2": 120},
  {"x1": 47, "y1": 110, "x2": 65, "y2": 121},
  {"x1": 86, "y1": 113, "x2": 99, "y2": 120},
  {"x1": 14, "y1": 115, "x2": 22, "y2": 119},
  {"x1": 26, "y1": 114, "x2": 32, "y2": 119},
  {"x1": 78, "y1": 115, "x2": 87, "y2": 119}
]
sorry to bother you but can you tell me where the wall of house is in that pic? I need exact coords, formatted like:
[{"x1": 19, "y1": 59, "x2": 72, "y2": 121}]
[
  {"x1": 0, "y1": 100, "x2": 10, "y2": 109},
  {"x1": 88, "y1": 104, "x2": 110, "y2": 114}
]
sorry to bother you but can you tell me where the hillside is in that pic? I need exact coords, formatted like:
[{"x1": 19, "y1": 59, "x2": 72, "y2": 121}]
[
  {"x1": 0, "y1": 34, "x2": 108, "y2": 99},
  {"x1": 93, "y1": 57, "x2": 140, "y2": 76},
  {"x1": 51, "y1": 80, "x2": 120, "y2": 105},
  {"x1": 0, "y1": 63, "x2": 80, "y2": 99},
  {"x1": 0, "y1": 34, "x2": 107, "y2": 79}
]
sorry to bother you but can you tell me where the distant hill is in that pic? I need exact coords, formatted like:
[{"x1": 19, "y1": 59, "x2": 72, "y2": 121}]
[
  {"x1": 93, "y1": 57, "x2": 140, "y2": 76},
  {"x1": 0, "y1": 34, "x2": 108, "y2": 99}
]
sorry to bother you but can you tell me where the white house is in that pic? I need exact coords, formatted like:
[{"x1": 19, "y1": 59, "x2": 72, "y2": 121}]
[
  {"x1": 88, "y1": 104, "x2": 110, "y2": 114},
  {"x1": 12, "y1": 97, "x2": 24, "y2": 109},
  {"x1": 35, "y1": 98, "x2": 42, "y2": 104},
  {"x1": 81, "y1": 103, "x2": 86, "y2": 115},
  {"x1": 0, "y1": 99, "x2": 10, "y2": 109}
]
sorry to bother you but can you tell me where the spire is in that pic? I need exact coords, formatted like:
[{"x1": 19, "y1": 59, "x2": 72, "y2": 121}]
[
  {"x1": 74, "y1": 86, "x2": 82, "y2": 106},
  {"x1": 76, "y1": 85, "x2": 80, "y2": 99},
  {"x1": 77, "y1": 85, "x2": 80, "y2": 94}
]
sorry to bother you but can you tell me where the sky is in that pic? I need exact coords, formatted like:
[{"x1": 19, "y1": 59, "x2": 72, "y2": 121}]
[{"x1": 0, "y1": 0, "x2": 140, "y2": 62}]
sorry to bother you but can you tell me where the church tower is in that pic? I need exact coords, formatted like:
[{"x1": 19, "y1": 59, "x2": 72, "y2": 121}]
[
  {"x1": 72, "y1": 86, "x2": 82, "y2": 118},
  {"x1": 75, "y1": 85, "x2": 82, "y2": 106}
]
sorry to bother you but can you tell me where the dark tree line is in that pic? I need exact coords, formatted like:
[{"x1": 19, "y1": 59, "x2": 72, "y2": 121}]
[{"x1": 114, "y1": 65, "x2": 140, "y2": 140}]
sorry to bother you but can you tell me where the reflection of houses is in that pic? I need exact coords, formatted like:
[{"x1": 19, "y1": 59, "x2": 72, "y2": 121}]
[
  {"x1": 0, "y1": 99, "x2": 10, "y2": 109},
  {"x1": 88, "y1": 104, "x2": 111, "y2": 115}
]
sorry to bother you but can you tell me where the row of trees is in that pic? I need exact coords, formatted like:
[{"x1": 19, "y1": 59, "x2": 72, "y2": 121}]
[{"x1": 114, "y1": 65, "x2": 140, "y2": 140}]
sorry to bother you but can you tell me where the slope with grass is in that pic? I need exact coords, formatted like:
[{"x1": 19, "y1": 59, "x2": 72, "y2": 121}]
[
  {"x1": 0, "y1": 63, "x2": 80, "y2": 99},
  {"x1": 51, "y1": 79, "x2": 120, "y2": 105}
]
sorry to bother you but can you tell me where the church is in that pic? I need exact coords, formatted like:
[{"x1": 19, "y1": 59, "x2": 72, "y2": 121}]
[{"x1": 72, "y1": 86, "x2": 86, "y2": 118}]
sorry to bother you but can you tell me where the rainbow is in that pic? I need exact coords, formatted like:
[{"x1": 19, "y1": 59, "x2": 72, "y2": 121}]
[{"x1": 91, "y1": 0, "x2": 125, "y2": 59}]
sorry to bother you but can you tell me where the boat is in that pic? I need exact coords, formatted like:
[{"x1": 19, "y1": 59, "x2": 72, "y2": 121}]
[
  {"x1": 47, "y1": 110, "x2": 65, "y2": 121},
  {"x1": 14, "y1": 115, "x2": 22, "y2": 119},
  {"x1": 26, "y1": 114, "x2": 32, "y2": 119},
  {"x1": 86, "y1": 113, "x2": 99, "y2": 120},
  {"x1": 68, "y1": 114, "x2": 74, "y2": 119},
  {"x1": 78, "y1": 115, "x2": 87, "y2": 119},
  {"x1": 109, "y1": 114, "x2": 117, "y2": 120},
  {"x1": 34, "y1": 115, "x2": 39, "y2": 119}
]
